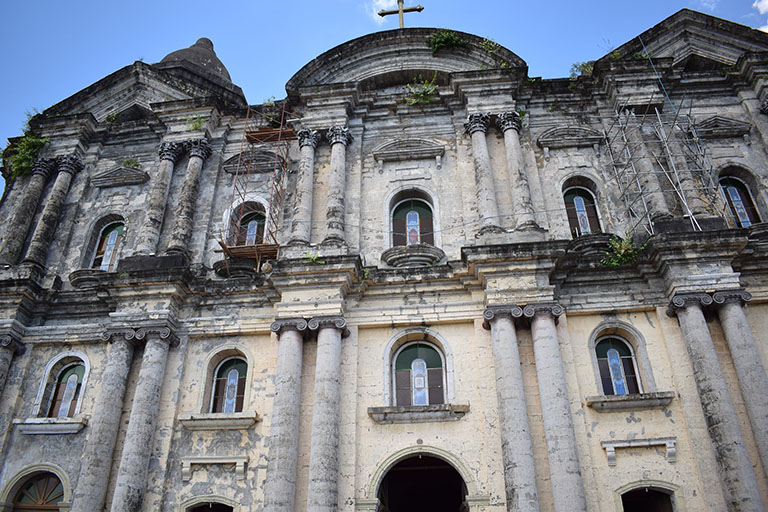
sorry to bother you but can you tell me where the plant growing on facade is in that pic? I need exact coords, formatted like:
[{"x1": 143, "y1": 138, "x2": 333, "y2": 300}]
[
  {"x1": 405, "y1": 72, "x2": 438, "y2": 106},
  {"x1": 600, "y1": 234, "x2": 647, "y2": 267},
  {"x1": 106, "y1": 111, "x2": 120, "y2": 125},
  {"x1": 480, "y1": 38, "x2": 500, "y2": 54},
  {"x1": 186, "y1": 114, "x2": 206, "y2": 130},
  {"x1": 2, "y1": 111, "x2": 48, "y2": 179},
  {"x1": 304, "y1": 252, "x2": 326, "y2": 265},
  {"x1": 428, "y1": 30, "x2": 467, "y2": 54},
  {"x1": 122, "y1": 159, "x2": 141, "y2": 169},
  {"x1": 570, "y1": 61, "x2": 594, "y2": 78}
]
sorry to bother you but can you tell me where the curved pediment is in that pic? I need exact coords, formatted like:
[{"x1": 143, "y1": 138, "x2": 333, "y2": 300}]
[
  {"x1": 223, "y1": 149, "x2": 284, "y2": 174},
  {"x1": 372, "y1": 138, "x2": 445, "y2": 170},
  {"x1": 537, "y1": 126, "x2": 604, "y2": 149},
  {"x1": 286, "y1": 28, "x2": 526, "y2": 93}
]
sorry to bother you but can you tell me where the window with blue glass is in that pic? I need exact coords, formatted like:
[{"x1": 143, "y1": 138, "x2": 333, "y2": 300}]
[
  {"x1": 92, "y1": 222, "x2": 125, "y2": 271},
  {"x1": 719, "y1": 177, "x2": 760, "y2": 228},
  {"x1": 210, "y1": 357, "x2": 247, "y2": 413},
  {"x1": 563, "y1": 187, "x2": 600, "y2": 238},
  {"x1": 394, "y1": 342, "x2": 444, "y2": 406},
  {"x1": 392, "y1": 199, "x2": 434, "y2": 247},
  {"x1": 595, "y1": 337, "x2": 641, "y2": 396}
]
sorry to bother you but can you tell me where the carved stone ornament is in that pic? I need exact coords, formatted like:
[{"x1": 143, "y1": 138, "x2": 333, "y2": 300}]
[
  {"x1": 536, "y1": 126, "x2": 604, "y2": 150},
  {"x1": 712, "y1": 289, "x2": 752, "y2": 306},
  {"x1": 223, "y1": 150, "x2": 285, "y2": 174},
  {"x1": 136, "y1": 326, "x2": 180, "y2": 347},
  {"x1": 522, "y1": 302, "x2": 565, "y2": 318},
  {"x1": 186, "y1": 138, "x2": 212, "y2": 160},
  {"x1": 464, "y1": 113, "x2": 490, "y2": 135},
  {"x1": 694, "y1": 116, "x2": 751, "y2": 139},
  {"x1": 101, "y1": 328, "x2": 139, "y2": 343},
  {"x1": 297, "y1": 129, "x2": 321, "y2": 149},
  {"x1": 761, "y1": 98, "x2": 768, "y2": 116},
  {"x1": 158, "y1": 142, "x2": 185, "y2": 163},
  {"x1": 482, "y1": 305, "x2": 523, "y2": 330},
  {"x1": 56, "y1": 154, "x2": 84, "y2": 176},
  {"x1": 327, "y1": 126, "x2": 353, "y2": 146},
  {"x1": 31, "y1": 158, "x2": 57, "y2": 179},
  {"x1": 0, "y1": 334, "x2": 25, "y2": 355},
  {"x1": 495, "y1": 111, "x2": 523, "y2": 133},
  {"x1": 91, "y1": 166, "x2": 150, "y2": 188},
  {"x1": 270, "y1": 318, "x2": 309, "y2": 336},
  {"x1": 666, "y1": 292, "x2": 713, "y2": 317},
  {"x1": 372, "y1": 138, "x2": 445, "y2": 171},
  {"x1": 308, "y1": 316, "x2": 350, "y2": 337}
]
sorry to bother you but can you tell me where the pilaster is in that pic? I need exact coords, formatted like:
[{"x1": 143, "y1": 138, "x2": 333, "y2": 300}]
[{"x1": 0, "y1": 333, "x2": 24, "y2": 401}]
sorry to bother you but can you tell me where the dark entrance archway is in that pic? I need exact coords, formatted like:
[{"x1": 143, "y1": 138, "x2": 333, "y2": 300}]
[
  {"x1": 621, "y1": 487, "x2": 674, "y2": 512},
  {"x1": 377, "y1": 455, "x2": 468, "y2": 512},
  {"x1": 187, "y1": 503, "x2": 233, "y2": 512}
]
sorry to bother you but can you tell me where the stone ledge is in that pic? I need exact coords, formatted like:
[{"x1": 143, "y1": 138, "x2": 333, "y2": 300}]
[
  {"x1": 585, "y1": 391, "x2": 675, "y2": 412},
  {"x1": 381, "y1": 244, "x2": 445, "y2": 268},
  {"x1": 181, "y1": 456, "x2": 248, "y2": 481},
  {"x1": 14, "y1": 416, "x2": 88, "y2": 434},
  {"x1": 368, "y1": 404, "x2": 469, "y2": 424},
  {"x1": 178, "y1": 412, "x2": 259, "y2": 430},
  {"x1": 601, "y1": 437, "x2": 677, "y2": 466}
]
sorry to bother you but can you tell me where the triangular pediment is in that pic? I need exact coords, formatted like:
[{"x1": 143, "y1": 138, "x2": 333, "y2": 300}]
[
  {"x1": 91, "y1": 165, "x2": 149, "y2": 188},
  {"x1": 373, "y1": 138, "x2": 445, "y2": 163},
  {"x1": 537, "y1": 126, "x2": 603, "y2": 149},
  {"x1": 695, "y1": 115, "x2": 751, "y2": 139},
  {"x1": 223, "y1": 150, "x2": 285, "y2": 174}
]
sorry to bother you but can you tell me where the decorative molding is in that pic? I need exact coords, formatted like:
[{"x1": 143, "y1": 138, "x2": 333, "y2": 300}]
[
  {"x1": 381, "y1": 244, "x2": 445, "y2": 268},
  {"x1": 101, "y1": 328, "x2": 139, "y2": 343},
  {"x1": 694, "y1": 115, "x2": 751, "y2": 139},
  {"x1": 495, "y1": 111, "x2": 522, "y2": 133},
  {"x1": 308, "y1": 316, "x2": 350, "y2": 337},
  {"x1": 135, "y1": 325, "x2": 179, "y2": 347},
  {"x1": 223, "y1": 149, "x2": 285, "y2": 174},
  {"x1": 601, "y1": 437, "x2": 677, "y2": 466},
  {"x1": 372, "y1": 138, "x2": 445, "y2": 171},
  {"x1": 537, "y1": 126, "x2": 604, "y2": 150},
  {"x1": 586, "y1": 391, "x2": 675, "y2": 412},
  {"x1": 297, "y1": 129, "x2": 321, "y2": 149},
  {"x1": 666, "y1": 292, "x2": 713, "y2": 316},
  {"x1": 522, "y1": 302, "x2": 565, "y2": 318},
  {"x1": 327, "y1": 125, "x2": 353, "y2": 146},
  {"x1": 31, "y1": 158, "x2": 57, "y2": 179},
  {"x1": 178, "y1": 412, "x2": 259, "y2": 431},
  {"x1": 186, "y1": 138, "x2": 212, "y2": 160},
  {"x1": 482, "y1": 305, "x2": 523, "y2": 330},
  {"x1": 367, "y1": 404, "x2": 470, "y2": 424},
  {"x1": 181, "y1": 456, "x2": 248, "y2": 482},
  {"x1": 91, "y1": 166, "x2": 149, "y2": 188},
  {"x1": 0, "y1": 334, "x2": 24, "y2": 355},
  {"x1": 270, "y1": 318, "x2": 308, "y2": 336},
  {"x1": 464, "y1": 113, "x2": 490, "y2": 135},
  {"x1": 56, "y1": 154, "x2": 84, "y2": 176},
  {"x1": 712, "y1": 289, "x2": 752, "y2": 306},
  {"x1": 761, "y1": 98, "x2": 768, "y2": 115},
  {"x1": 158, "y1": 142, "x2": 185, "y2": 163},
  {"x1": 14, "y1": 416, "x2": 88, "y2": 435}
]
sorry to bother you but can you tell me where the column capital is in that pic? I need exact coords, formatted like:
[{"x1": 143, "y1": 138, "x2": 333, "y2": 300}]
[
  {"x1": 31, "y1": 158, "x2": 57, "y2": 179},
  {"x1": 101, "y1": 327, "x2": 139, "y2": 344},
  {"x1": 464, "y1": 113, "x2": 490, "y2": 134},
  {"x1": 308, "y1": 316, "x2": 350, "y2": 337},
  {"x1": 270, "y1": 317, "x2": 308, "y2": 336},
  {"x1": 56, "y1": 154, "x2": 84, "y2": 176},
  {"x1": 135, "y1": 325, "x2": 180, "y2": 347},
  {"x1": 712, "y1": 289, "x2": 752, "y2": 306},
  {"x1": 297, "y1": 129, "x2": 321, "y2": 149},
  {"x1": 326, "y1": 126, "x2": 352, "y2": 146},
  {"x1": 185, "y1": 138, "x2": 212, "y2": 160},
  {"x1": 158, "y1": 142, "x2": 185, "y2": 163},
  {"x1": 482, "y1": 305, "x2": 523, "y2": 330},
  {"x1": 0, "y1": 334, "x2": 25, "y2": 355},
  {"x1": 666, "y1": 292, "x2": 713, "y2": 317},
  {"x1": 495, "y1": 111, "x2": 523, "y2": 133},
  {"x1": 761, "y1": 98, "x2": 768, "y2": 115},
  {"x1": 522, "y1": 302, "x2": 565, "y2": 319}
]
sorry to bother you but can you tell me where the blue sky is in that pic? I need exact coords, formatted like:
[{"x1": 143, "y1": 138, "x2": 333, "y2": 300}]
[{"x1": 1, "y1": 0, "x2": 766, "y2": 194}]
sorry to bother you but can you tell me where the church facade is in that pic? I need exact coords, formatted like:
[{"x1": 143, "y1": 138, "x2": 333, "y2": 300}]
[{"x1": 0, "y1": 8, "x2": 767, "y2": 512}]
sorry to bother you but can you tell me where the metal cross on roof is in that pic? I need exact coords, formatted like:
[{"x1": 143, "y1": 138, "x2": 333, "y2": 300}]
[{"x1": 378, "y1": 0, "x2": 424, "y2": 29}]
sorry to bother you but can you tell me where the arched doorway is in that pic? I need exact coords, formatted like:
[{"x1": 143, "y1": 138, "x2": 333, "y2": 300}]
[
  {"x1": 621, "y1": 486, "x2": 674, "y2": 512},
  {"x1": 11, "y1": 472, "x2": 64, "y2": 510},
  {"x1": 187, "y1": 503, "x2": 234, "y2": 512},
  {"x1": 377, "y1": 455, "x2": 468, "y2": 512}
]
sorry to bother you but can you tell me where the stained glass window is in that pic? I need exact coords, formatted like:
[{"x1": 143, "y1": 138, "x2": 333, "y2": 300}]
[
  {"x1": 394, "y1": 343, "x2": 444, "y2": 406},
  {"x1": 47, "y1": 363, "x2": 85, "y2": 418},
  {"x1": 596, "y1": 337, "x2": 640, "y2": 396},
  {"x1": 238, "y1": 211, "x2": 265, "y2": 246},
  {"x1": 564, "y1": 188, "x2": 600, "y2": 238},
  {"x1": 393, "y1": 199, "x2": 434, "y2": 247},
  {"x1": 211, "y1": 358, "x2": 246, "y2": 413},
  {"x1": 13, "y1": 472, "x2": 64, "y2": 509},
  {"x1": 720, "y1": 177, "x2": 760, "y2": 228},
  {"x1": 92, "y1": 222, "x2": 125, "y2": 271}
]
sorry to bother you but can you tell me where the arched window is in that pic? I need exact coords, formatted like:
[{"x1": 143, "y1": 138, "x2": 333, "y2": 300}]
[
  {"x1": 392, "y1": 198, "x2": 435, "y2": 247},
  {"x1": 12, "y1": 472, "x2": 64, "y2": 510},
  {"x1": 564, "y1": 187, "x2": 601, "y2": 237},
  {"x1": 91, "y1": 222, "x2": 125, "y2": 271},
  {"x1": 719, "y1": 176, "x2": 760, "y2": 228},
  {"x1": 47, "y1": 363, "x2": 85, "y2": 418},
  {"x1": 393, "y1": 342, "x2": 444, "y2": 406},
  {"x1": 210, "y1": 357, "x2": 247, "y2": 413},
  {"x1": 595, "y1": 337, "x2": 641, "y2": 396},
  {"x1": 231, "y1": 202, "x2": 265, "y2": 246}
]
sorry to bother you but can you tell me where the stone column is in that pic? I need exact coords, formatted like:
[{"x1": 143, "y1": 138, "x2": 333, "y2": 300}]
[
  {"x1": 264, "y1": 318, "x2": 308, "y2": 512},
  {"x1": 483, "y1": 307, "x2": 540, "y2": 512},
  {"x1": 712, "y1": 289, "x2": 768, "y2": 477},
  {"x1": 306, "y1": 316, "x2": 348, "y2": 512},
  {"x1": 134, "y1": 142, "x2": 185, "y2": 255},
  {"x1": 524, "y1": 303, "x2": 586, "y2": 512},
  {"x1": 0, "y1": 158, "x2": 55, "y2": 265},
  {"x1": 667, "y1": 294, "x2": 763, "y2": 512},
  {"x1": 496, "y1": 112, "x2": 538, "y2": 230},
  {"x1": 290, "y1": 129, "x2": 321, "y2": 245},
  {"x1": 71, "y1": 329, "x2": 136, "y2": 512},
  {"x1": 110, "y1": 326, "x2": 176, "y2": 512},
  {"x1": 166, "y1": 138, "x2": 212, "y2": 255},
  {"x1": 22, "y1": 155, "x2": 83, "y2": 267},
  {"x1": 0, "y1": 334, "x2": 24, "y2": 400},
  {"x1": 323, "y1": 126, "x2": 352, "y2": 245},
  {"x1": 622, "y1": 112, "x2": 671, "y2": 222},
  {"x1": 464, "y1": 113, "x2": 503, "y2": 235},
  {"x1": 667, "y1": 132, "x2": 709, "y2": 217}
]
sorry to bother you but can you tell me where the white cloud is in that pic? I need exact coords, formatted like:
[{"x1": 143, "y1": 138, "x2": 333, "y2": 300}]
[
  {"x1": 754, "y1": 0, "x2": 768, "y2": 14},
  {"x1": 698, "y1": 0, "x2": 718, "y2": 11},
  {"x1": 368, "y1": 0, "x2": 398, "y2": 25}
]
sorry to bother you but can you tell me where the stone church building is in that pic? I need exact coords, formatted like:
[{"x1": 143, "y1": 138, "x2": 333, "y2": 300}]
[{"x1": 1, "y1": 7, "x2": 767, "y2": 512}]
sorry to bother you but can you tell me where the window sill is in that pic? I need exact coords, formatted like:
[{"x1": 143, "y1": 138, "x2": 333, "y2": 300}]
[
  {"x1": 178, "y1": 412, "x2": 259, "y2": 431},
  {"x1": 585, "y1": 391, "x2": 675, "y2": 412},
  {"x1": 14, "y1": 416, "x2": 88, "y2": 434},
  {"x1": 368, "y1": 404, "x2": 469, "y2": 424}
]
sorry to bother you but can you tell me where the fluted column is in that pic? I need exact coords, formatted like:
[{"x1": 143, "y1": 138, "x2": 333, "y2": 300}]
[
  {"x1": 622, "y1": 112, "x2": 671, "y2": 222},
  {"x1": 72, "y1": 329, "x2": 136, "y2": 512},
  {"x1": 110, "y1": 326, "x2": 177, "y2": 512},
  {"x1": 166, "y1": 138, "x2": 212, "y2": 255},
  {"x1": 464, "y1": 113, "x2": 503, "y2": 235},
  {"x1": 0, "y1": 158, "x2": 55, "y2": 265},
  {"x1": 306, "y1": 316, "x2": 349, "y2": 512},
  {"x1": 0, "y1": 334, "x2": 24, "y2": 400},
  {"x1": 264, "y1": 318, "x2": 308, "y2": 512},
  {"x1": 712, "y1": 289, "x2": 768, "y2": 477},
  {"x1": 525, "y1": 303, "x2": 586, "y2": 512},
  {"x1": 134, "y1": 142, "x2": 185, "y2": 255},
  {"x1": 667, "y1": 294, "x2": 763, "y2": 512},
  {"x1": 323, "y1": 126, "x2": 352, "y2": 245},
  {"x1": 483, "y1": 306, "x2": 539, "y2": 512},
  {"x1": 496, "y1": 112, "x2": 538, "y2": 230},
  {"x1": 23, "y1": 155, "x2": 83, "y2": 266},
  {"x1": 290, "y1": 129, "x2": 321, "y2": 245}
]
